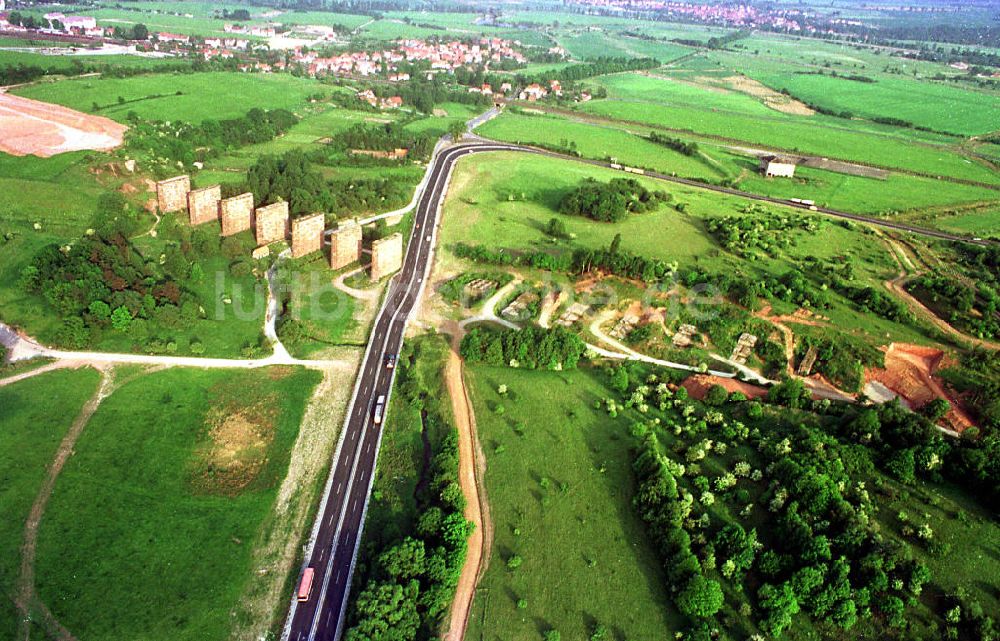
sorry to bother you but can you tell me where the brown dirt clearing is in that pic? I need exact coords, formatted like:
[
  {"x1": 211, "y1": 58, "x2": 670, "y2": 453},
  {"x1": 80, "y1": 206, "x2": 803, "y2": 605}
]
[
  {"x1": 865, "y1": 343, "x2": 975, "y2": 433},
  {"x1": 0, "y1": 92, "x2": 127, "y2": 158}
]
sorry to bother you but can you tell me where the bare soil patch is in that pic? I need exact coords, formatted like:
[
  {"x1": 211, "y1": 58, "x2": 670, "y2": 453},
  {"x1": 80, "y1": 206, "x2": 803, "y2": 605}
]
[
  {"x1": 0, "y1": 92, "x2": 127, "y2": 158},
  {"x1": 682, "y1": 374, "x2": 768, "y2": 401},
  {"x1": 865, "y1": 343, "x2": 975, "y2": 433},
  {"x1": 698, "y1": 74, "x2": 815, "y2": 116}
]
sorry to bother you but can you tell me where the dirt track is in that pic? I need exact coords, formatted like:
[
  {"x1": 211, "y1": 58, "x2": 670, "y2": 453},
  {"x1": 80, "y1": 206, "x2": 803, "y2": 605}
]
[
  {"x1": 442, "y1": 333, "x2": 491, "y2": 641},
  {"x1": 15, "y1": 366, "x2": 115, "y2": 641},
  {"x1": 0, "y1": 92, "x2": 126, "y2": 158}
]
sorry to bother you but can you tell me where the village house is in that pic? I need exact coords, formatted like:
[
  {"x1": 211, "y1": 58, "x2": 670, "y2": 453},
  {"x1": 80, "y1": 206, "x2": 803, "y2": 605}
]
[
  {"x1": 157, "y1": 32, "x2": 191, "y2": 44},
  {"x1": 520, "y1": 83, "x2": 548, "y2": 101}
]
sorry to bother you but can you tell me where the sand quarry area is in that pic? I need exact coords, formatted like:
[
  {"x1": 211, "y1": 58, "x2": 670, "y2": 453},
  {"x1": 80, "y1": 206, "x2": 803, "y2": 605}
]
[{"x1": 0, "y1": 91, "x2": 127, "y2": 158}]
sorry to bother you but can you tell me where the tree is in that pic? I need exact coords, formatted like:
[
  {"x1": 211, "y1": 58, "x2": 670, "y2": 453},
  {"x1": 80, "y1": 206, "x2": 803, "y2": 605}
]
[
  {"x1": 378, "y1": 537, "x2": 426, "y2": 580},
  {"x1": 922, "y1": 398, "x2": 951, "y2": 422},
  {"x1": 758, "y1": 582, "x2": 800, "y2": 637},
  {"x1": 130, "y1": 23, "x2": 149, "y2": 40},
  {"x1": 89, "y1": 300, "x2": 112, "y2": 320},
  {"x1": 610, "y1": 366, "x2": 630, "y2": 393},
  {"x1": 676, "y1": 575, "x2": 724, "y2": 618},
  {"x1": 767, "y1": 377, "x2": 810, "y2": 409},
  {"x1": 609, "y1": 232, "x2": 622, "y2": 255},
  {"x1": 448, "y1": 120, "x2": 466, "y2": 141},
  {"x1": 886, "y1": 448, "x2": 917, "y2": 483},
  {"x1": 111, "y1": 306, "x2": 133, "y2": 332},
  {"x1": 705, "y1": 384, "x2": 729, "y2": 406}
]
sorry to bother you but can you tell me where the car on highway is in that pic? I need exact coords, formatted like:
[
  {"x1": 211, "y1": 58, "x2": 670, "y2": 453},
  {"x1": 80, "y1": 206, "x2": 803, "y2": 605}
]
[
  {"x1": 385, "y1": 354, "x2": 397, "y2": 369},
  {"x1": 297, "y1": 567, "x2": 315, "y2": 602}
]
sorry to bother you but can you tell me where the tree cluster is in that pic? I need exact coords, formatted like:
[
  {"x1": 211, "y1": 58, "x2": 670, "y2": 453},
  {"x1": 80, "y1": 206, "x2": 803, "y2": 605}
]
[
  {"x1": 20, "y1": 230, "x2": 197, "y2": 349},
  {"x1": 244, "y1": 150, "x2": 413, "y2": 216},
  {"x1": 332, "y1": 122, "x2": 437, "y2": 161},
  {"x1": 648, "y1": 131, "x2": 699, "y2": 156},
  {"x1": 460, "y1": 326, "x2": 585, "y2": 370},
  {"x1": 127, "y1": 108, "x2": 298, "y2": 166},
  {"x1": 558, "y1": 178, "x2": 669, "y2": 222}
]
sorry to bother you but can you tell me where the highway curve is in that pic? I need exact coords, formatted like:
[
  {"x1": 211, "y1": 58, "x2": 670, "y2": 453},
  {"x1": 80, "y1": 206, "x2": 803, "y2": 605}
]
[{"x1": 283, "y1": 138, "x2": 990, "y2": 641}]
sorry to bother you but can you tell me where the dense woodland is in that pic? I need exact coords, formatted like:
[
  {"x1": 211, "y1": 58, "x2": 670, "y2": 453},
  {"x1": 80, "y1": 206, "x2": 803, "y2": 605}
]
[
  {"x1": 244, "y1": 150, "x2": 414, "y2": 216},
  {"x1": 614, "y1": 361, "x2": 999, "y2": 641},
  {"x1": 460, "y1": 326, "x2": 586, "y2": 370},
  {"x1": 332, "y1": 122, "x2": 438, "y2": 161}
]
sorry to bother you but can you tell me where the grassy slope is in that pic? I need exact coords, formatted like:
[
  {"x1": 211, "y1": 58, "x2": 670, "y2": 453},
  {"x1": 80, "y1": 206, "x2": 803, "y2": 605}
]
[
  {"x1": 0, "y1": 367, "x2": 101, "y2": 638},
  {"x1": 465, "y1": 364, "x2": 677, "y2": 641},
  {"x1": 713, "y1": 40, "x2": 1000, "y2": 135},
  {"x1": 33, "y1": 366, "x2": 320, "y2": 641}
]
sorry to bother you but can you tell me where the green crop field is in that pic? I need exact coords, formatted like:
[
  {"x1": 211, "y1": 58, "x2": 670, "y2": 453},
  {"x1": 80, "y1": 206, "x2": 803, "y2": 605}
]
[
  {"x1": 709, "y1": 46, "x2": 1000, "y2": 136},
  {"x1": 33, "y1": 366, "x2": 320, "y2": 641},
  {"x1": 557, "y1": 30, "x2": 691, "y2": 62},
  {"x1": 477, "y1": 113, "x2": 1000, "y2": 219},
  {"x1": 578, "y1": 99, "x2": 999, "y2": 186},
  {"x1": 0, "y1": 367, "x2": 102, "y2": 639},
  {"x1": 465, "y1": 364, "x2": 678, "y2": 641},
  {"x1": 0, "y1": 49, "x2": 181, "y2": 72},
  {"x1": 13, "y1": 72, "x2": 323, "y2": 123}
]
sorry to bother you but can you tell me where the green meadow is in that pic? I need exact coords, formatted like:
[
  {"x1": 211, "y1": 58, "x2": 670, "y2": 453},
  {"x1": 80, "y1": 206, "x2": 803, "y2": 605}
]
[
  {"x1": 0, "y1": 367, "x2": 102, "y2": 639},
  {"x1": 576, "y1": 74, "x2": 1000, "y2": 185},
  {"x1": 478, "y1": 112, "x2": 1000, "y2": 217},
  {"x1": 465, "y1": 364, "x2": 678, "y2": 641},
  {"x1": 13, "y1": 72, "x2": 323, "y2": 122},
  {"x1": 439, "y1": 151, "x2": 941, "y2": 347},
  {"x1": 34, "y1": 366, "x2": 320, "y2": 641},
  {"x1": 710, "y1": 46, "x2": 1000, "y2": 136}
]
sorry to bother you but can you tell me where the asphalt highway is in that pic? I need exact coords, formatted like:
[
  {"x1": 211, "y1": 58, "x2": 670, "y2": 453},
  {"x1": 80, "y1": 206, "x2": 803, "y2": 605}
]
[
  {"x1": 283, "y1": 137, "x2": 991, "y2": 641},
  {"x1": 282, "y1": 142, "x2": 523, "y2": 641}
]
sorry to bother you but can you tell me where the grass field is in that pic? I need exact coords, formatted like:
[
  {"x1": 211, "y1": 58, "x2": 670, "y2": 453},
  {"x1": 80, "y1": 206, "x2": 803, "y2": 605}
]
[
  {"x1": 33, "y1": 366, "x2": 320, "y2": 641},
  {"x1": 439, "y1": 151, "x2": 941, "y2": 347},
  {"x1": 713, "y1": 39, "x2": 1000, "y2": 135},
  {"x1": 556, "y1": 30, "x2": 691, "y2": 62},
  {"x1": 465, "y1": 364, "x2": 677, "y2": 641},
  {"x1": 0, "y1": 152, "x2": 107, "y2": 347},
  {"x1": 578, "y1": 73, "x2": 1000, "y2": 185},
  {"x1": 0, "y1": 49, "x2": 183, "y2": 72},
  {"x1": 13, "y1": 72, "x2": 323, "y2": 123},
  {"x1": 0, "y1": 367, "x2": 101, "y2": 639},
  {"x1": 477, "y1": 113, "x2": 1000, "y2": 218}
]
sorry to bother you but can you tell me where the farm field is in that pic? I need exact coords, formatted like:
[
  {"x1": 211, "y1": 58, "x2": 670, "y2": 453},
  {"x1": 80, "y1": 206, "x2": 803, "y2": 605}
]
[
  {"x1": 711, "y1": 48, "x2": 1000, "y2": 136},
  {"x1": 32, "y1": 366, "x2": 321, "y2": 641},
  {"x1": 464, "y1": 364, "x2": 677, "y2": 641},
  {"x1": 556, "y1": 30, "x2": 692, "y2": 62},
  {"x1": 0, "y1": 48, "x2": 183, "y2": 72},
  {"x1": 0, "y1": 367, "x2": 102, "y2": 639},
  {"x1": 577, "y1": 73, "x2": 1000, "y2": 185},
  {"x1": 477, "y1": 113, "x2": 1000, "y2": 219},
  {"x1": 12, "y1": 72, "x2": 323, "y2": 123}
]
